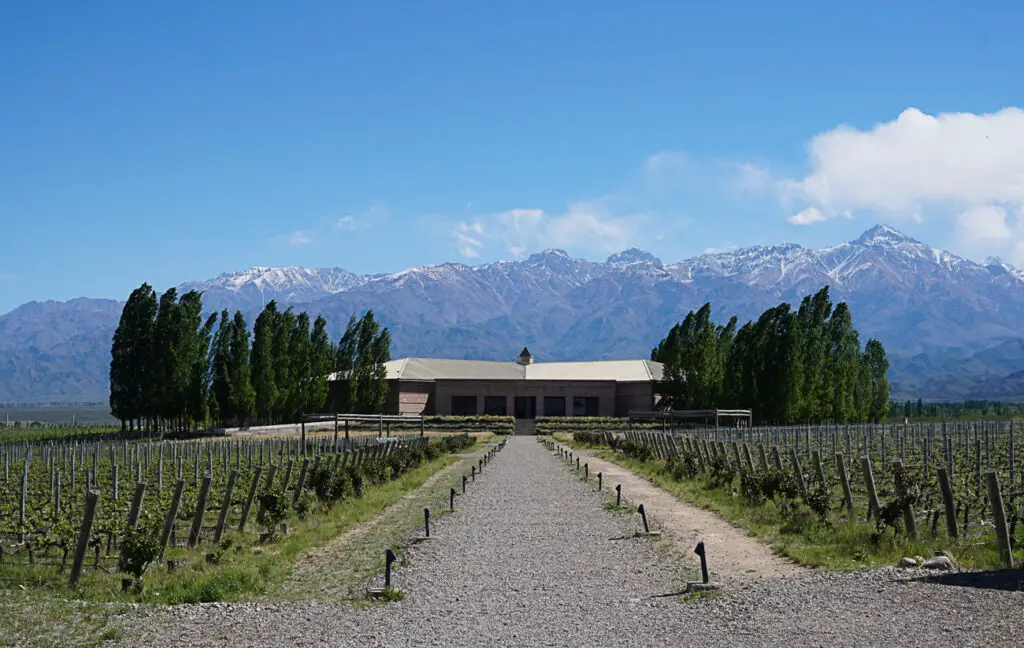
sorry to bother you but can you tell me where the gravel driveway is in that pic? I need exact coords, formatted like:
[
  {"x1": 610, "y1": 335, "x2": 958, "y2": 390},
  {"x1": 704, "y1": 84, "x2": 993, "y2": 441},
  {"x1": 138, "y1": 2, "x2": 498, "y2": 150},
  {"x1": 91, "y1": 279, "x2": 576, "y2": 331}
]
[{"x1": 122, "y1": 436, "x2": 1024, "y2": 648}]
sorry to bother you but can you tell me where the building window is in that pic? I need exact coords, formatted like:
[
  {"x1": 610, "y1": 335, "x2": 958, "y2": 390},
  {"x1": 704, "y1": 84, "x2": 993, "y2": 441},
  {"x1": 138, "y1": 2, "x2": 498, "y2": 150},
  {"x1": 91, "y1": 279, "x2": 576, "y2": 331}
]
[
  {"x1": 451, "y1": 395, "x2": 478, "y2": 416},
  {"x1": 543, "y1": 396, "x2": 566, "y2": 417},
  {"x1": 484, "y1": 396, "x2": 507, "y2": 416},
  {"x1": 572, "y1": 396, "x2": 599, "y2": 417}
]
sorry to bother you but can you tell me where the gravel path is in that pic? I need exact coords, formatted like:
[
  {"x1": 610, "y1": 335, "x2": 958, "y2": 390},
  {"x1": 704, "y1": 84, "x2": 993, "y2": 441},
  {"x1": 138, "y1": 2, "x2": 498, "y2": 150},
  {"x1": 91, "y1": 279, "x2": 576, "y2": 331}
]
[
  {"x1": 566, "y1": 444, "x2": 804, "y2": 582},
  {"x1": 119, "y1": 437, "x2": 1024, "y2": 648}
]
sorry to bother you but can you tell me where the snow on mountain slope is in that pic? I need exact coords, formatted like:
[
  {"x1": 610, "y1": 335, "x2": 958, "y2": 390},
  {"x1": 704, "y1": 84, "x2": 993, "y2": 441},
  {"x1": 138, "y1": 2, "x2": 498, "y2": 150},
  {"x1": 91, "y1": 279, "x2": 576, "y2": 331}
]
[{"x1": 4, "y1": 224, "x2": 1024, "y2": 402}]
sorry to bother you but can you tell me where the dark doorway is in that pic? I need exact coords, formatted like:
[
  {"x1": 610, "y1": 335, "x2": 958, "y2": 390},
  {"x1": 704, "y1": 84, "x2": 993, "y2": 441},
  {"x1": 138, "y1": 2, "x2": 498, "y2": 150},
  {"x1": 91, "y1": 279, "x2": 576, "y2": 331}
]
[{"x1": 514, "y1": 396, "x2": 537, "y2": 419}]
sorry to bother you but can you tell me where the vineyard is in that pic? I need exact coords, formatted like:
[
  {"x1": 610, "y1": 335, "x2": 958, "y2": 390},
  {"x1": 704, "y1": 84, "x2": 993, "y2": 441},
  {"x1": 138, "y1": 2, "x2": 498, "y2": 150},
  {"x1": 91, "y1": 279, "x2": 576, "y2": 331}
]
[
  {"x1": 0, "y1": 428, "x2": 474, "y2": 600},
  {"x1": 571, "y1": 420, "x2": 1024, "y2": 569}
]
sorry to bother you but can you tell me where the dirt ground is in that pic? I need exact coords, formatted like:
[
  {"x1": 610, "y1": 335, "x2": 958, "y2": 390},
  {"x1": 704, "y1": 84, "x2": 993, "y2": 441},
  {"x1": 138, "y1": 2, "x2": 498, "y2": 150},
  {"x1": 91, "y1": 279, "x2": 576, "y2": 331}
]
[{"x1": 568, "y1": 446, "x2": 806, "y2": 583}]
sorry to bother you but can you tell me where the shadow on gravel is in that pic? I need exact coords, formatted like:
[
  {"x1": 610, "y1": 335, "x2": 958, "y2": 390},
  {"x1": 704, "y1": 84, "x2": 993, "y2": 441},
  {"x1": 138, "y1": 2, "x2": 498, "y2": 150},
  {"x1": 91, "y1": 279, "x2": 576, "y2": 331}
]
[{"x1": 909, "y1": 569, "x2": 1024, "y2": 592}]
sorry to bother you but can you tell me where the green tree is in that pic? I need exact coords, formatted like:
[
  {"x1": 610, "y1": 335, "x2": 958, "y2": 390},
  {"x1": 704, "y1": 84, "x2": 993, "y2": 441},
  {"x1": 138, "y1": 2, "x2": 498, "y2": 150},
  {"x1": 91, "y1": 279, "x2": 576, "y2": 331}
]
[
  {"x1": 209, "y1": 310, "x2": 233, "y2": 425},
  {"x1": 286, "y1": 312, "x2": 312, "y2": 419},
  {"x1": 227, "y1": 311, "x2": 255, "y2": 426},
  {"x1": 251, "y1": 301, "x2": 279, "y2": 424},
  {"x1": 109, "y1": 283, "x2": 157, "y2": 431},
  {"x1": 828, "y1": 302, "x2": 861, "y2": 423},
  {"x1": 346, "y1": 310, "x2": 392, "y2": 413},
  {"x1": 863, "y1": 339, "x2": 890, "y2": 423},
  {"x1": 271, "y1": 308, "x2": 296, "y2": 422},
  {"x1": 307, "y1": 315, "x2": 333, "y2": 412}
]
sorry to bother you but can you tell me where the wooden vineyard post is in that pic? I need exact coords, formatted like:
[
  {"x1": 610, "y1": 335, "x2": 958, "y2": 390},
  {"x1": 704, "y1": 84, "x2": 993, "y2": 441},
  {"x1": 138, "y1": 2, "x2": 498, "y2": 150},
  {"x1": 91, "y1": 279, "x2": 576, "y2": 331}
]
[
  {"x1": 758, "y1": 444, "x2": 769, "y2": 472},
  {"x1": 126, "y1": 481, "x2": 147, "y2": 529},
  {"x1": 69, "y1": 490, "x2": 99, "y2": 588},
  {"x1": 293, "y1": 458, "x2": 310, "y2": 505},
  {"x1": 936, "y1": 467, "x2": 958, "y2": 539},
  {"x1": 891, "y1": 458, "x2": 917, "y2": 539},
  {"x1": 811, "y1": 450, "x2": 826, "y2": 485},
  {"x1": 984, "y1": 471, "x2": 1014, "y2": 568},
  {"x1": 789, "y1": 447, "x2": 809, "y2": 500},
  {"x1": 860, "y1": 456, "x2": 881, "y2": 520},
  {"x1": 159, "y1": 479, "x2": 186, "y2": 559},
  {"x1": 214, "y1": 469, "x2": 239, "y2": 544},
  {"x1": 742, "y1": 442, "x2": 755, "y2": 472},
  {"x1": 188, "y1": 474, "x2": 213, "y2": 549},
  {"x1": 835, "y1": 453, "x2": 854, "y2": 512},
  {"x1": 771, "y1": 446, "x2": 784, "y2": 471},
  {"x1": 238, "y1": 467, "x2": 264, "y2": 533}
]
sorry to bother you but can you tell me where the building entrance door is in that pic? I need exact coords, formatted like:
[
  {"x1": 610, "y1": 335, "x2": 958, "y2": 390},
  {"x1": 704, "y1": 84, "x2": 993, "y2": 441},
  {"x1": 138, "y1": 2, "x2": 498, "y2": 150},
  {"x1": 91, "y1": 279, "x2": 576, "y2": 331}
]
[{"x1": 513, "y1": 396, "x2": 537, "y2": 419}]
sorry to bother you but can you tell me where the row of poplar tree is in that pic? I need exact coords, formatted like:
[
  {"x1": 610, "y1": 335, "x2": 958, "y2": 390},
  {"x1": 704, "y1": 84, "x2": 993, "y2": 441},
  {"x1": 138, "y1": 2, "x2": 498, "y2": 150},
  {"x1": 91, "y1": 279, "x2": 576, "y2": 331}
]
[
  {"x1": 109, "y1": 283, "x2": 391, "y2": 432},
  {"x1": 651, "y1": 286, "x2": 890, "y2": 425}
]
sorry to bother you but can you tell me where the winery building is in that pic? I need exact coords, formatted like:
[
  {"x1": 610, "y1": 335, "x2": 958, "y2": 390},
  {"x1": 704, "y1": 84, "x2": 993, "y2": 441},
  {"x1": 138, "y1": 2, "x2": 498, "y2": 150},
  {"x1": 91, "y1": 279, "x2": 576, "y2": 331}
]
[{"x1": 330, "y1": 348, "x2": 663, "y2": 418}]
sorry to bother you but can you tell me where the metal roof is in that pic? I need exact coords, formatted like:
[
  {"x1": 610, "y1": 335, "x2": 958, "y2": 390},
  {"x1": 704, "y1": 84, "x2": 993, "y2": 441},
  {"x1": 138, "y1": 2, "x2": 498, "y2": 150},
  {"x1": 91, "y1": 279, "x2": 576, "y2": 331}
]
[{"x1": 350, "y1": 357, "x2": 663, "y2": 383}]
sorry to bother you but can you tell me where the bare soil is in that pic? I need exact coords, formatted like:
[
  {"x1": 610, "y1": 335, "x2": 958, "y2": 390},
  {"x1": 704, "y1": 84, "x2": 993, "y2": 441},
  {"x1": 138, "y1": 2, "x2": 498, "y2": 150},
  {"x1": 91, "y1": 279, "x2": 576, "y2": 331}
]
[{"x1": 571, "y1": 447, "x2": 806, "y2": 583}]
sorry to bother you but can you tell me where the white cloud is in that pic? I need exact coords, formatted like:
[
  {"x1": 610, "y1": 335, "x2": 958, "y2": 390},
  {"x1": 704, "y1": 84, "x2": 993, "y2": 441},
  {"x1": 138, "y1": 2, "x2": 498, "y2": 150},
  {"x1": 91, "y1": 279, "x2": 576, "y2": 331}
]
[
  {"x1": 452, "y1": 204, "x2": 643, "y2": 259},
  {"x1": 788, "y1": 206, "x2": 827, "y2": 226},
  {"x1": 776, "y1": 106, "x2": 1024, "y2": 259},
  {"x1": 336, "y1": 203, "x2": 386, "y2": 230},
  {"x1": 782, "y1": 107, "x2": 1024, "y2": 214},
  {"x1": 734, "y1": 162, "x2": 772, "y2": 193},
  {"x1": 956, "y1": 205, "x2": 1012, "y2": 247},
  {"x1": 287, "y1": 231, "x2": 313, "y2": 247},
  {"x1": 453, "y1": 222, "x2": 485, "y2": 258}
]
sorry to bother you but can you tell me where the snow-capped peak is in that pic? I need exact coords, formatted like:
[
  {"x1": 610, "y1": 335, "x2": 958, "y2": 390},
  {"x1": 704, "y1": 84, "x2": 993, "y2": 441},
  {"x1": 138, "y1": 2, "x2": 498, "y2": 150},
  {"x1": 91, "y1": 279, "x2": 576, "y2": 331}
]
[
  {"x1": 606, "y1": 248, "x2": 662, "y2": 267},
  {"x1": 852, "y1": 224, "x2": 918, "y2": 247}
]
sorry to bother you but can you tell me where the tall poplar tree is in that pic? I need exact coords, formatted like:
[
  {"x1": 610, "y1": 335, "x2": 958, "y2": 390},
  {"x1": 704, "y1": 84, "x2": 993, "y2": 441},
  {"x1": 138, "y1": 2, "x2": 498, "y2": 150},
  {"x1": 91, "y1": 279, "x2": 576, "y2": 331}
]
[
  {"x1": 227, "y1": 311, "x2": 255, "y2": 426},
  {"x1": 307, "y1": 314, "x2": 333, "y2": 412},
  {"x1": 251, "y1": 301, "x2": 279, "y2": 424}
]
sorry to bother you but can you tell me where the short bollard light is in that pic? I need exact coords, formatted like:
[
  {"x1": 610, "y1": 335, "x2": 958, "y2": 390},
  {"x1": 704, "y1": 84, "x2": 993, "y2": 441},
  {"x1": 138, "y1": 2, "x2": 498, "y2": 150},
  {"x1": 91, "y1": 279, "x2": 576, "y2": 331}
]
[
  {"x1": 462, "y1": 475, "x2": 467, "y2": 493},
  {"x1": 616, "y1": 483, "x2": 622, "y2": 507},
  {"x1": 695, "y1": 540, "x2": 709, "y2": 584},
  {"x1": 471, "y1": 466, "x2": 476, "y2": 481},
  {"x1": 450, "y1": 487, "x2": 456, "y2": 511},
  {"x1": 598, "y1": 472, "x2": 603, "y2": 491},
  {"x1": 424, "y1": 508, "x2": 431, "y2": 538},
  {"x1": 576, "y1": 457, "x2": 580, "y2": 471},
  {"x1": 638, "y1": 504, "x2": 650, "y2": 533},
  {"x1": 584, "y1": 463, "x2": 589, "y2": 480},
  {"x1": 385, "y1": 548, "x2": 397, "y2": 588},
  {"x1": 478, "y1": 459, "x2": 483, "y2": 473}
]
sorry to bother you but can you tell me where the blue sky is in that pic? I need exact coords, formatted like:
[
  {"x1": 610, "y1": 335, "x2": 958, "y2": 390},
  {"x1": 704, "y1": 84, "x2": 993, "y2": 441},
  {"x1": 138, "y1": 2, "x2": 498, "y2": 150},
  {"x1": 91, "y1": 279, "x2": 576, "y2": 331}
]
[{"x1": 3, "y1": 1, "x2": 1024, "y2": 313}]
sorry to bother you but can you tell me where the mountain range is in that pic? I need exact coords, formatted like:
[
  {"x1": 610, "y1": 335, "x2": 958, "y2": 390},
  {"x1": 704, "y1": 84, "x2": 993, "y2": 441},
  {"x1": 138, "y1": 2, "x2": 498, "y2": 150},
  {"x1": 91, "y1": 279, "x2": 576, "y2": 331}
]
[{"x1": 2, "y1": 224, "x2": 1023, "y2": 403}]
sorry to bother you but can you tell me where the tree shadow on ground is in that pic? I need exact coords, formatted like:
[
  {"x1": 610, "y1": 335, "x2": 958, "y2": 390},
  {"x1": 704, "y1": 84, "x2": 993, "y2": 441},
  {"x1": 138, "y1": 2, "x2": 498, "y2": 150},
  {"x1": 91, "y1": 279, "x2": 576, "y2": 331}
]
[{"x1": 910, "y1": 569, "x2": 1024, "y2": 592}]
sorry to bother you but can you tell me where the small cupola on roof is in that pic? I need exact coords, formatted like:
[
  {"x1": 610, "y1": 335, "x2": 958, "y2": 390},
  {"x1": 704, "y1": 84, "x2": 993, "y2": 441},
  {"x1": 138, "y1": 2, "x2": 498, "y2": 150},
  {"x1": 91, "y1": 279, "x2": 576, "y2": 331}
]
[{"x1": 516, "y1": 346, "x2": 534, "y2": 365}]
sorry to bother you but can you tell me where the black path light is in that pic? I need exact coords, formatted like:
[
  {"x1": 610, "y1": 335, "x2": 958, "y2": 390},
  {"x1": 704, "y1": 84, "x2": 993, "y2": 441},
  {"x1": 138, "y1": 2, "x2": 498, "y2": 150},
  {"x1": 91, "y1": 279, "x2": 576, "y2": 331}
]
[
  {"x1": 584, "y1": 463, "x2": 589, "y2": 480},
  {"x1": 462, "y1": 475, "x2": 467, "y2": 493},
  {"x1": 684, "y1": 540, "x2": 719, "y2": 592},
  {"x1": 424, "y1": 508, "x2": 431, "y2": 538},
  {"x1": 368, "y1": 548, "x2": 400, "y2": 598},
  {"x1": 695, "y1": 541, "x2": 709, "y2": 584},
  {"x1": 598, "y1": 472, "x2": 603, "y2": 491},
  {"x1": 634, "y1": 503, "x2": 661, "y2": 537},
  {"x1": 385, "y1": 548, "x2": 397, "y2": 588},
  {"x1": 450, "y1": 487, "x2": 456, "y2": 511},
  {"x1": 576, "y1": 457, "x2": 580, "y2": 471},
  {"x1": 616, "y1": 483, "x2": 622, "y2": 506}
]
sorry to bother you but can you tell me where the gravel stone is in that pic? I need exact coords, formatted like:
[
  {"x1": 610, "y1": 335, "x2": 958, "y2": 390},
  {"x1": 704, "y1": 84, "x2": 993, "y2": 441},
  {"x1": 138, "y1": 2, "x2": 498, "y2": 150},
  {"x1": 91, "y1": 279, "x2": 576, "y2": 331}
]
[{"x1": 121, "y1": 437, "x2": 1024, "y2": 648}]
